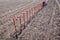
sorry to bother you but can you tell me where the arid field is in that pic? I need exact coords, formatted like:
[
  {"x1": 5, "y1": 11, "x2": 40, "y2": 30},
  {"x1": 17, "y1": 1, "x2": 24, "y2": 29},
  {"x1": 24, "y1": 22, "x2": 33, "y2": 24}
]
[{"x1": 0, "y1": 0, "x2": 60, "y2": 40}]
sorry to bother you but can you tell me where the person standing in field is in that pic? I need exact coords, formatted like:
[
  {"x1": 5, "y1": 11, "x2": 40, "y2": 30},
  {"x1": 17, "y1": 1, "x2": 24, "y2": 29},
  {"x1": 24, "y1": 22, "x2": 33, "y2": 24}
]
[{"x1": 42, "y1": 0, "x2": 48, "y2": 7}]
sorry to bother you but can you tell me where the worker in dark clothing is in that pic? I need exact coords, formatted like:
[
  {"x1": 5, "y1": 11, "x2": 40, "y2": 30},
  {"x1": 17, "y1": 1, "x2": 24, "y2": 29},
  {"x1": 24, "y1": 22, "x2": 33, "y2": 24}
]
[{"x1": 42, "y1": 0, "x2": 48, "y2": 7}]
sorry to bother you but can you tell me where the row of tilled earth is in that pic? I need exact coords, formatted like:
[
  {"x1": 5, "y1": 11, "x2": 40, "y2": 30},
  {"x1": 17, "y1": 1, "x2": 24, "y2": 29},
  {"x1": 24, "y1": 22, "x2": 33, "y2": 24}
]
[{"x1": 0, "y1": 0, "x2": 44, "y2": 40}]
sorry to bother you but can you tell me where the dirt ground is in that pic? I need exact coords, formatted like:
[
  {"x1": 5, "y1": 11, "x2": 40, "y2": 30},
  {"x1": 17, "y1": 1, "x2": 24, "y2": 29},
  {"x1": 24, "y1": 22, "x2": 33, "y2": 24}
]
[
  {"x1": 0, "y1": 0, "x2": 43, "y2": 40},
  {"x1": 18, "y1": 0, "x2": 60, "y2": 40},
  {"x1": 0, "y1": 0, "x2": 60, "y2": 40}
]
